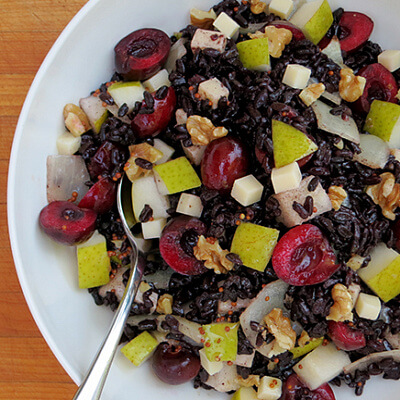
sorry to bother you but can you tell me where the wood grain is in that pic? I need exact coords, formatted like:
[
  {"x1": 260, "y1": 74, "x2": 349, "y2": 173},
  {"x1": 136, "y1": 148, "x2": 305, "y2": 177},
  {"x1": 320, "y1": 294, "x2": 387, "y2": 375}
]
[{"x1": 0, "y1": 0, "x2": 87, "y2": 397}]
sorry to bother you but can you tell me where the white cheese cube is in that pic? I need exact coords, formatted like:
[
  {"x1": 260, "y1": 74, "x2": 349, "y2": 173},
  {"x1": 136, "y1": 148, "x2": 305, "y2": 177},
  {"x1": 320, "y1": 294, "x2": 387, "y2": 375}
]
[
  {"x1": 355, "y1": 293, "x2": 381, "y2": 320},
  {"x1": 199, "y1": 348, "x2": 223, "y2": 376},
  {"x1": 153, "y1": 139, "x2": 175, "y2": 164},
  {"x1": 231, "y1": 174, "x2": 264, "y2": 206},
  {"x1": 175, "y1": 108, "x2": 188, "y2": 125},
  {"x1": 142, "y1": 69, "x2": 171, "y2": 92},
  {"x1": 176, "y1": 193, "x2": 203, "y2": 217},
  {"x1": 182, "y1": 143, "x2": 206, "y2": 165},
  {"x1": 191, "y1": 29, "x2": 227, "y2": 53},
  {"x1": 56, "y1": 132, "x2": 81, "y2": 155},
  {"x1": 378, "y1": 50, "x2": 400, "y2": 72},
  {"x1": 282, "y1": 64, "x2": 312, "y2": 89},
  {"x1": 141, "y1": 218, "x2": 167, "y2": 239},
  {"x1": 257, "y1": 376, "x2": 282, "y2": 400},
  {"x1": 213, "y1": 12, "x2": 240, "y2": 39},
  {"x1": 269, "y1": 0, "x2": 294, "y2": 19},
  {"x1": 198, "y1": 78, "x2": 230, "y2": 109},
  {"x1": 271, "y1": 162, "x2": 302, "y2": 194},
  {"x1": 293, "y1": 342, "x2": 351, "y2": 390}
]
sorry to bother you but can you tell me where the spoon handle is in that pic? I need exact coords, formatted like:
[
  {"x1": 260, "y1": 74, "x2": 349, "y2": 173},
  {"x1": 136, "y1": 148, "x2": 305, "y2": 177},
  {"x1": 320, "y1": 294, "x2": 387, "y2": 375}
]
[{"x1": 72, "y1": 243, "x2": 142, "y2": 400}]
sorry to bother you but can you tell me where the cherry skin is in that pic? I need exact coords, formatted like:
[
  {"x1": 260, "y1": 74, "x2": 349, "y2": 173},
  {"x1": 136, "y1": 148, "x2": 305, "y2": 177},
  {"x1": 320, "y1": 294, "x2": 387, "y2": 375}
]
[
  {"x1": 328, "y1": 321, "x2": 366, "y2": 351},
  {"x1": 78, "y1": 177, "x2": 116, "y2": 214},
  {"x1": 201, "y1": 136, "x2": 249, "y2": 194},
  {"x1": 152, "y1": 342, "x2": 201, "y2": 385},
  {"x1": 131, "y1": 86, "x2": 176, "y2": 139},
  {"x1": 159, "y1": 215, "x2": 207, "y2": 275},
  {"x1": 281, "y1": 374, "x2": 336, "y2": 400},
  {"x1": 268, "y1": 20, "x2": 306, "y2": 41},
  {"x1": 39, "y1": 201, "x2": 97, "y2": 245},
  {"x1": 392, "y1": 219, "x2": 400, "y2": 251},
  {"x1": 114, "y1": 28, "x2": 171, "y2": 81},
  {"x1": 272, "y1": 224, "x2": 339, "y2": 286}
]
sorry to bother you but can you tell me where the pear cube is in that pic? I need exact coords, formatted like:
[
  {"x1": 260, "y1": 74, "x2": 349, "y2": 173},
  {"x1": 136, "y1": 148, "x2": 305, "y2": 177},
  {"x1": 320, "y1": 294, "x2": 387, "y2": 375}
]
[
  {"x1": 56, "y1": 132, "x2": 81, "y2": 155},
  {"x1": 364, "y1": 100, "x2": 400, "y2": 148},
  {"x1": 290, "y1": 0, "x2": 333, "y2": 44},
  {"x1": 142, "y1": 69, "x2": 170, "y2": 92},
  {"x1": 199, "y1": 348, "x2": 223, "y2": 376},
  {"x1": 121, "y1": 331, "x2": 158, "y2": 366},
  {"x1": 236, "y1": 38, "x2": 270, "y2": 72},
  {"x1": 272, "y1": 119, "x2": 318, "y2": 168},
  {"x1": 107, "y1": 81, "x2": 145, "y2": 112},
  {"x1": 76, "y1": 231, "x2": 111, "y2": 289},
  {"x1": 378, "y1": 50, "x2": 400, "y2": 73},
  {"x1": 269, "y1": 0, "x2": 294, "y2": 20},
  {"x1": 257, "y1": 376, "x2": 282, "y2": 400},
  {"x1": 230, "y1": 223, "x2": 279, "y2": 272},
  {"x1": 153, "y1": 138, "x2": 175, "y2": 164},
  {"x1": 79, "y1": 95, "x2": 108, "y2": 133},
  {"x1": 153, "y1": 156, "x2": 201, "y2": 195},
  {"x1": 231, "y1": 387, "x2": 258, "y2": 400},
  {"x1": 290, "y1": 337, "x2": 323, "y2": 359},
  {"x1": 282, "y1": 64, "x2": 311, "y2": 89},
  {"x1": 202, "y1": 322, "x2": 239, "y2": 362}
]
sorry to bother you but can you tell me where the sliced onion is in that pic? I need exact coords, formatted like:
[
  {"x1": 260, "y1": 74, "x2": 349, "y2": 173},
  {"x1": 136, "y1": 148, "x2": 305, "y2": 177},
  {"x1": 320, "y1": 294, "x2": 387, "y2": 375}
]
[
  {"x1": 99, "y1": 267, "x2": 128, "y2": 301},
  {"x1": 239, "y1": 279, "x2": 289, "y2": 357},
  {"x1": 343, "y1": 350, "x2": 400, "y2": 376},
  {"x1": 239, "y1": 22, "x2": 268, "y2": 34},
  {"x1": 165, "y1": 38, "x2": 187, "y2": 73},
  {"x1": 233, "y1": 351, "x2": 255, "y2": 368},
  {"x1": 145, "y1": 268, "x2": 175, "y2": 290},
  {"x1": 353, "y1": 134, "x2": 390, "y2": 169},
  {"x1": 218, "y1": 297, "x2": 251, "y2": 314},
  {"x1": 46, "y1": 155, "x2": 90, "y2": 203},
  {"x1": 205, "y1": 363, "x2": 241, "y2": 392},
  {"x1": 321, "y1": 36, "x2": 344, "y2": 67},
  {"x1": 105, "y1": 103, "x2": 131, "y2": 124},
  {"x1": 384, "y1": 330, "x2": 400, "y2": 349}
]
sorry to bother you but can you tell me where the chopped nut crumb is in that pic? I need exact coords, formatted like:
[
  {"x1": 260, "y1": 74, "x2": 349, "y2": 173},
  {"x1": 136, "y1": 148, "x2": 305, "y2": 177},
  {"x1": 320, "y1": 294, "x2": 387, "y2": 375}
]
[
  {"x1": 156, "y1": 293, "x2": 173, "y2": 315},
  {"x1": 193, "y1": 235, "x2": 234, "y2": 273},
  {"x1": 299, "y1": 83, "x2": 326, "y2": 106},
  {"x1": 249, "y1": 0, "x2": 266, "y2": 14},
  {"x1": 263, "y1": 308, "x2": 296, "y2": 350},
  {"x1": 390, "y1": 148, "x2": 400, "y2": 163},
  {"x1": 326, "y1": 283, "x2": 353, "y2": 322},
  {"x1": 298, "y1": 331, "x2": 311, "y2": 347},
  {"x1": 346, "y1": 254, "x2": 366, "y2": 271},
  {"x1": 249, "y1": 26, "x2": 292, "y2": 58},
  {"x1": 186, "y1": 115, "x2": 228, "y2": 146},
  {"x1": 237, "y1": 375, "x2": 261, "y2": 387},
  {"x1": 63, "y1": 103, "x2": 91, "y2": 136},
  {"x1": 328, "y1": 185, "x2": 347, "y2": 211},
  {"x1": 190, "y1": 8, "x2": 217, "y2": 29},
  {"x1": 339, "y1": 68, "x2": 366, "y2": 102}
]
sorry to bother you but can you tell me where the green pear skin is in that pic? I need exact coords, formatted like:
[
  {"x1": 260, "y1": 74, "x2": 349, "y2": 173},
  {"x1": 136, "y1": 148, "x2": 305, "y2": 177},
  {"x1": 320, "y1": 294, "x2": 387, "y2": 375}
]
[
  {"x1": 236, "y1": 38, "x2": 270, "y2": 71},
  {"x1": 121, "y1": 331, "x2": 158, "y2": 366}
]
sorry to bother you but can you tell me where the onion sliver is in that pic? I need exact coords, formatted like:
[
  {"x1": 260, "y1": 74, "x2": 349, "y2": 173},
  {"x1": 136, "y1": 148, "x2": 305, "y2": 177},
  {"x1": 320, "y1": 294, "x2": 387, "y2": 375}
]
[{"x1": 353, "y1": 133, "x2": 390, "y2": 169}]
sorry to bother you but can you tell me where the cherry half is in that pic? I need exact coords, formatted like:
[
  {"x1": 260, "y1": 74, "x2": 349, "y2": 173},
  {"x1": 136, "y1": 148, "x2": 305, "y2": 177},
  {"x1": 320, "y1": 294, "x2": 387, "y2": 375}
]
[
  {"x1": 201, "y1": 136, "x2": 249, "y2": 194},
  {"x1": 114, "y1": 28, "x2": 171, "y2": 81},
  {"x1": 272, "y1": 224, "x2": 339, "y2": 286},
  {"x1": 392, "y1": 219, "x2": 400, "y2": 252},
  {"x1": 39, "y1": 201, "x2": 97, "y2": 245},
  {"x1": 281, "y1": 374, "x2": 336, "y2": 400},
  {"x1": 78, "y1": 177, "x2": 116, "y2": 214},
  {"x1": 159, "y1": 215, "x2": 207, "y2": 275},
  {"x1": 328, "y1": 321, "x2": 366, "y2": 351}
]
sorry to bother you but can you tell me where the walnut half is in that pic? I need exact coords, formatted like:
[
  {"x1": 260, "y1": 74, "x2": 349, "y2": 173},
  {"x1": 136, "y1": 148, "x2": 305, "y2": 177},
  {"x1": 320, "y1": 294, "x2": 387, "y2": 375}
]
[
  {"x1": 328, "y1": 185, "x2": 347, "y2": 211},
  {"x1": 263, "y1": 308, "x2": 296, "y2": 350},
  {"x1": 186, "y1": 115, "x2": 228, "y2": 146},
  {"x1": 326, "y1": 283, "x2": 353, "y2": 322},
  {"x1": 250, "y1": 0, "x2": 266, "y2": 14},
  {"x1": 249, "y1": 26, "x2": 292, "y2": 58},
  {"x1": 190, "y1": 8, "x2": 217, "y2": 30},
  {"x1": 339, "y1": 68, "x2": 366, "y2": 103}
]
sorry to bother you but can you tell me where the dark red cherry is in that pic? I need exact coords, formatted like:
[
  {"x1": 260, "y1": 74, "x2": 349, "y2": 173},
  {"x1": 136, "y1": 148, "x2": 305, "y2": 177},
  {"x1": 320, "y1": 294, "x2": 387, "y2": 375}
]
[
  {"x1": 78, "y1": 177, "x2": 116, "y2": 214},
  {"x1": 131, "y1": 87, "x2": 176, "y2": 138},
  {"x1": 272, "y1": 224, "x2": 339, "y2": 286},
  {"x1": 159, "y1": 215, "x2": 207, "y2": 275},
  {"x1": 268, "y1": 20, "x2": 306, "y2": 41},
  {"x1": 353, "y1": 63, "x2": 398, "y2": 114},
  {"x1": 114, "y1": 28, "x2": 171, "y2": 81},
  {"x1": 152, "y1": 342, "x2": 201, "y2": 385},
  {"x1": 328, "y1": 321, "x2": 366, "y2": 351},
  {"x1": 392, "y1": 219, "x2": 400, "y2": 252},
  {"x1": 201, "y1": 136, "x2": 249, "y2": 193},
  {"x1": 39, "y1": 201, "x2": 97, "y2": 245},
  {"x1": 281, "y1": 374, "x2": 336, "y2": 400}
]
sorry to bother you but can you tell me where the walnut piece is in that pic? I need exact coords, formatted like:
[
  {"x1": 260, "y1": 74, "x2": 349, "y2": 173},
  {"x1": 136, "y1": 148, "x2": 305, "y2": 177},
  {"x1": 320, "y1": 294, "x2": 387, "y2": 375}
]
[
  {"x1": 339, "y1": 68, "x2": 366, "y2": 102},
  {"x1": 298, "y1": 331, "x2": 311, "y2": 348},
  {"x1": 63, "y1": 103, "x2": 91, "y2": 137},
  {"x1": 156, "y1": 294, "x2": 173, "y2": 314},
  {"x1": 193, "y1": 235, "x2": 234, "y2": 274},
  {"x1": 346, "y1": 254, "x2": 367, "y2": 271},
  {"x1": 186, "y1": 115, "x2": 228, "y2": 146},
  {"x1": 250, "y1": 0, "x2": 267, "y2": 14},
  {"x1": 366, "y1": 172, "x2": 400, "y2": 220},
  {"x1": 326, "y1": 283, "x2": 353, "y2": 322},
  {"x1": 249, "y1": 26, "x2": 292, "y2": 58},
  {"x1": 263, "y1": 308, "x2": 296, "y2": 350},
  {"x1": 237, "y1": 375, "x2": 261, "y2": 387},
  {"x1": 190, "y1": 8, "x2": 217, "y2": 29},
  {"x1": 328, "y1": 185, "x2": 347, "y2": 211},
  {"x1": 124, "y1": 143, "x2": 163, "y2": 182},
  {"x1": 299, "y1": 83, "x2": 326, "y2": 107}
]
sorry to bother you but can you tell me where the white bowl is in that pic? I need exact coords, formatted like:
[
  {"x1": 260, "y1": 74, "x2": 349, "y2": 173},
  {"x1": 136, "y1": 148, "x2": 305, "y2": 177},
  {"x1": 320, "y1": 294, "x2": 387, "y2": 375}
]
[{"x1": 7, "y1": 0, "x2": 400, "y2": 399}]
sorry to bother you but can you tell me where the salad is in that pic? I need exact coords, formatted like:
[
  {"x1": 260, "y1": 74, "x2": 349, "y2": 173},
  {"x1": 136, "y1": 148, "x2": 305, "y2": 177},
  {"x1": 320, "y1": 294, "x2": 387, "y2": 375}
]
[{"x1": 38, "y1": 0, "x2": 400, "y2": 399}]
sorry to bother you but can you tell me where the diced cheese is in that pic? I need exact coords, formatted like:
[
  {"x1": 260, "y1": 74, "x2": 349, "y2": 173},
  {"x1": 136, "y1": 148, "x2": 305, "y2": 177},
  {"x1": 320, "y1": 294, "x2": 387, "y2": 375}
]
[
  {"x1": 269, "y1": 0, "x2": 294, "y2": 19},
  {"x1": 141, "y1": 218, "x2": 167, "y2": 239},
  {"x1": 213, "y1": 12, "x2": 240, "y2": 39},
  {"x1": 153, "y1": 139, "x2": 175, "y2": 164},
  {"x1": 198, "y1": 77, "x2": 230, "y2": 109},
  {"x1": 271, "y1": 162, "x2": 302, "y2": 194},
  {"x1": 176, "y1": 193, "x2": 204, "y2": 217},
  {"x1": 257, "y1": 376, "x2": 282, "y2": 400},
  {"x1": 378, "y1": 50, "x2": 400, "y2": 72},
  {"x1": 231, "y1": 175, "x2": 264, "y2": 206},
  {"x1": 142, "y1": 69, "x2": 171, "y2": 92},
  {"x1": 355, "y1": 293, "x2": 381, "y2": 320},
  {"x1": 199, "y1": 348, "x2": 223, "y2": 376},
  {"x1": 191, "y1": 29, "x2": 227, "y2": 53},
  {"x1": 282, "y1": 64, "x2": 311, "y2": 89},
  {"x1": 56, "y1": 132, "x2": 81, "y2": 155}
]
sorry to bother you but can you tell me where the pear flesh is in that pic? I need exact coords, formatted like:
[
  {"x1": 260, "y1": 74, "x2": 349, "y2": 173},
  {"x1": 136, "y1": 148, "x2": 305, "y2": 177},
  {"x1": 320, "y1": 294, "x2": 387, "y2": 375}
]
[{"x1": 236, "y1": 38, "x2": 270, "y2": 72}]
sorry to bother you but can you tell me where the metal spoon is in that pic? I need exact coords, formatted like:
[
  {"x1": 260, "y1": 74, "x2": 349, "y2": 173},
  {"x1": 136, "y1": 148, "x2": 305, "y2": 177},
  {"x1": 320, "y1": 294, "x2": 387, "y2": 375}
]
[{"x1": 73, "y1": 176, "x2": 144, "y2": 400}]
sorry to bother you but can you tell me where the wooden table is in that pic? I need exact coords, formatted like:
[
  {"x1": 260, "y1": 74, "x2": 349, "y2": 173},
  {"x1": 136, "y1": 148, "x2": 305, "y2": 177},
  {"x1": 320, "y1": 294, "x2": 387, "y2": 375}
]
[{"x1": 0, "y1": 1, "x2": 87, "y2": 398}]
